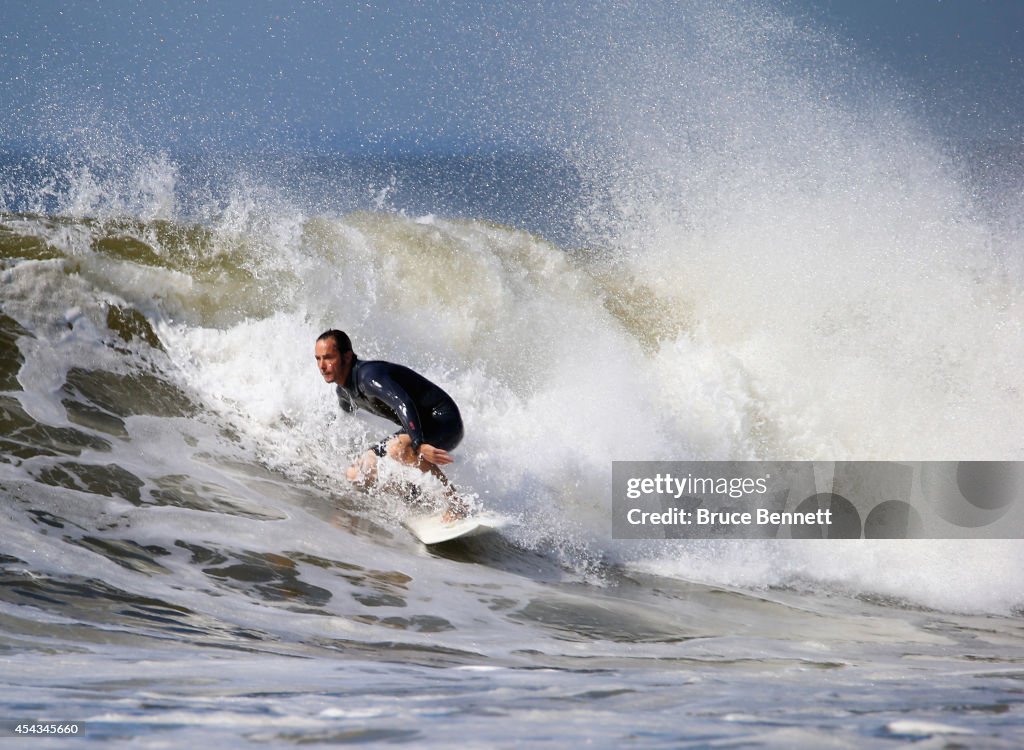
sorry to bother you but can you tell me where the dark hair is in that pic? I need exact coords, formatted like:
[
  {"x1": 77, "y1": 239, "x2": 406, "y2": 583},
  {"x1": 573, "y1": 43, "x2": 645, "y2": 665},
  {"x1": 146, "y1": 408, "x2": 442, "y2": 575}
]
[{"x1": 317, "y1": 329, "x2": 353, "y2": 355}]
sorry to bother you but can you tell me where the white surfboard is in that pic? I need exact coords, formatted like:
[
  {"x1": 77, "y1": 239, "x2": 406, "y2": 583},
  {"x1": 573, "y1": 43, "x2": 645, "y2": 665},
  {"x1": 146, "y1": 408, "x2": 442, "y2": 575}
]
[{"x1": 404, "y1": 512, "x2": 505, "y2": 545}]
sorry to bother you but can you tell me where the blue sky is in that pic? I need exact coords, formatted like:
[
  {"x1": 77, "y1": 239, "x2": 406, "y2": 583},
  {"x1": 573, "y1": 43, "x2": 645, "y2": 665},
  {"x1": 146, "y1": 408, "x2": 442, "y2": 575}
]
[
  {"x1": 1, "y1": 0, "x2": 1021, "y2": 153},
  {"x1": 816, "y1": 0, "x2": 1023, "y2": 138}
]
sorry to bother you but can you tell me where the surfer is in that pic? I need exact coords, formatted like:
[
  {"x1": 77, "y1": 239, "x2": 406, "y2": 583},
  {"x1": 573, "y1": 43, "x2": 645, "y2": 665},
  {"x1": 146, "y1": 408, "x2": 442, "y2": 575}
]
[{"x1": 314, "y1": 329, "x2": 467, "y2": 520}]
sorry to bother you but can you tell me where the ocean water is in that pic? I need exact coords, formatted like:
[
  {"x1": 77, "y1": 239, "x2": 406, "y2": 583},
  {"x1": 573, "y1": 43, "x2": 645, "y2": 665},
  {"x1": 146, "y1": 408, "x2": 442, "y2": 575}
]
[{"x1": 3, "y1": 1, "x2": 1024, "y2": 747}]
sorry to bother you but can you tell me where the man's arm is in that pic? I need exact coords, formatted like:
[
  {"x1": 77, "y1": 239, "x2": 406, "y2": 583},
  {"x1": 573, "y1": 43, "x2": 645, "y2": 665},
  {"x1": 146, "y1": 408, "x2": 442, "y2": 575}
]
[
  {"x1": 417, "y1": 444, "x2": 453, "y2": 465},
  {"x1": 358, "y1": 364, "x2": 428, "y2": 449},
  {"x1": 335, "y1": 385, "x2": 355, "y2": 413}
]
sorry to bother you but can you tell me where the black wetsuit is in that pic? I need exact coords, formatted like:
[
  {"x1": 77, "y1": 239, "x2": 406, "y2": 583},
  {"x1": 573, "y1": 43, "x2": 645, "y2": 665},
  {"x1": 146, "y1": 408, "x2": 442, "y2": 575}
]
[{"x1": 336, "y1": 358, "x2": 463, "y2": 455}]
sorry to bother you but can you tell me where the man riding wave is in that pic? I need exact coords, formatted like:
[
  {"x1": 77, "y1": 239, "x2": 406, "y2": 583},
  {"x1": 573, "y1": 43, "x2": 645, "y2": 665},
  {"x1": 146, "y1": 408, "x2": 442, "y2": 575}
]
[{"x1": 314, "y1": 329, "x2": 466, "y2": 520}]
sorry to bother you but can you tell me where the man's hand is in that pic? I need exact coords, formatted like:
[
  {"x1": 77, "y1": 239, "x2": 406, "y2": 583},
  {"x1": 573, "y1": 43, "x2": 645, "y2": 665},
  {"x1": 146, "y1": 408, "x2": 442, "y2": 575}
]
[{"x1": 418, "y1": 444, "x2": 454, "y2": 466}]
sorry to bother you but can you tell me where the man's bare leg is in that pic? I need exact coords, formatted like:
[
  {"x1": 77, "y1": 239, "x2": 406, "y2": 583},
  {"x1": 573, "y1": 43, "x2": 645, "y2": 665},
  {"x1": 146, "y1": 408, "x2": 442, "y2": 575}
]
[
  {"x1": 384, "y1": 435, "x2": 467, "y2": 521},
  {"x1": 346, "y1": 450, "x2": 379, "y2": 488},
  {"x1": 347, "y1": 435, "x2": 466, "y2": 520}
]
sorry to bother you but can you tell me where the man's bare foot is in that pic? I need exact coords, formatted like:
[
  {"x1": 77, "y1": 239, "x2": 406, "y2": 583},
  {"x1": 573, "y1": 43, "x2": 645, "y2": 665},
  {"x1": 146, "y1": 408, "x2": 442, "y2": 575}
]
[{"x1": 441, "y1": 497, "x2": 469, "y2": 523}]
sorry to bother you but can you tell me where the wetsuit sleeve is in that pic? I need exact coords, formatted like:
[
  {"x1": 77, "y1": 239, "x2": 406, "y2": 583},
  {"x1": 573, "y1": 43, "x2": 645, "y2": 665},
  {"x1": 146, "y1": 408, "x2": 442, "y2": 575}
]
[
  {"x1": 359, "y1": 366, "x2": 427, "y2": 450},
  {"x1": 335, "y1": 385, "x2": 355, "y2": 413}
]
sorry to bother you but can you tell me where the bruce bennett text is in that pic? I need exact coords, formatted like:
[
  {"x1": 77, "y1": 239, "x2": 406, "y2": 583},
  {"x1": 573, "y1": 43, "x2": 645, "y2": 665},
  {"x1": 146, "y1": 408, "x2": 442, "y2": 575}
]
[{"x1": 625, "y1": 507, "x2": 834, "y2": 527}]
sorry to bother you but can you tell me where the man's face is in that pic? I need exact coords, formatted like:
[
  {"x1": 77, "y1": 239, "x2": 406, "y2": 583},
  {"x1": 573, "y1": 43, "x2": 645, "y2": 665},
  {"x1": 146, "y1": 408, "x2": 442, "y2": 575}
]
[{"x1": 315, "y1": 339, "x2": 346, "y2": 384}]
